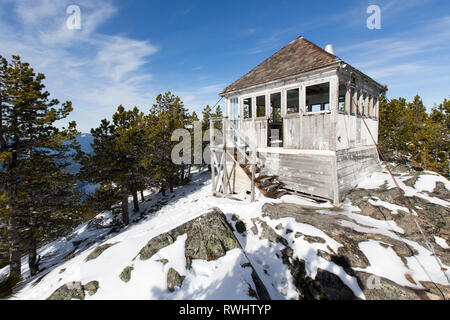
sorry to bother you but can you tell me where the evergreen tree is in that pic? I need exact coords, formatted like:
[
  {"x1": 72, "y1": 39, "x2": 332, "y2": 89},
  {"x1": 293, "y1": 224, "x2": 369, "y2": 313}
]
[
  {"x1": 0, "y1": 55, "x2": 80, "y2": 277},
  {"x1": 147, "y1": 92, "x2": 190, "y2": 194},
  {"x1": 83, "y1": 106, "x2": 147, "y2": 225}
]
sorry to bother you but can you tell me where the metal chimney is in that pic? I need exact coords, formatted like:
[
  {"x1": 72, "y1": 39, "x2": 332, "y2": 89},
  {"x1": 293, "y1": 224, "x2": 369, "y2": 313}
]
[{"x1": 325, "y1": 44, "x2": 335, "y2": 55}]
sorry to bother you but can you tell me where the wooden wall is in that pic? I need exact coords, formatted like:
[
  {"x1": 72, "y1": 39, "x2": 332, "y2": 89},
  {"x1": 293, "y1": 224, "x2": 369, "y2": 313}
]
[
  {"x1": 336, "y1": 114, "x2": 378, "y2": 151},
  {"x1": 240, "y1": 119, "x2": 268, "y2": 148},
  {"x1": 258, "y1": 149, "x2": 336, "y2": 200},
  {"x1": 336, "y1": 146, "x2": 380, "y2": 197}
]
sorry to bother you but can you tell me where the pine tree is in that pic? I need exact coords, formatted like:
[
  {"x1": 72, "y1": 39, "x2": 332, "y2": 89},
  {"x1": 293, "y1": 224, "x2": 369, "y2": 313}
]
[
  {"x1": 0, "y1": 55, "x2": 80, "y2": 277},
  {"x1": 83, "y1": 106, "x2": 148, "y2": 225},
  {"x1": 147, "y1": 92, "x2": 190, "y2": 194}
]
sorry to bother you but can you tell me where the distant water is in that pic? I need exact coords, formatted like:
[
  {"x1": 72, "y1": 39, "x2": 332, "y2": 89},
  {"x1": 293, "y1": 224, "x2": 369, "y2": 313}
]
[{"x1": 73, "y1": 133, "x2": 99, "y2": 196}]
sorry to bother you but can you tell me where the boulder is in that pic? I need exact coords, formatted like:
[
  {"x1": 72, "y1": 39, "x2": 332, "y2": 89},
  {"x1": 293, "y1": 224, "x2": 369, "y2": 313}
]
[
  {"x1": 167, "y1": 268, "x2": 185, "y2": 292},
  {"x1": 47, "y1": 282, "x2": 85, "y2": 300},
  {"x1": 138, "y1": 208, "x2": 241, "y2": 263},
  {"x1": 119, "y1": 266, "x2": 134, "y2": 283},
  {"x1": 85, "y1": 243, "x2": 117, "y2": 261},
  {"x1": 84, "y1": 281, "x2": 99, "y2": 296}
]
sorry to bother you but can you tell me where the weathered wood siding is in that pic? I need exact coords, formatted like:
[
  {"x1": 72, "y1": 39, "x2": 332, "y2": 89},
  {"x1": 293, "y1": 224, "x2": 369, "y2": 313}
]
[
  {"x1": 336, "y1": 146, "x2": 380, "y2": 197},
  {"x1": 240, "y1": 119, "x2": 268, "y2": 148},
  {"x1": 283, "y1": 115, "x2": 302, "y2": 149},
  {"x1": 284, "y1": 112, "x2": 332, "y2": 150},
  {"x1": 258, "y1": 149, "x2": 336, "y2": 200},
  {"x1": 336, "y1": 114, "x2": 378, "y2": 150}
]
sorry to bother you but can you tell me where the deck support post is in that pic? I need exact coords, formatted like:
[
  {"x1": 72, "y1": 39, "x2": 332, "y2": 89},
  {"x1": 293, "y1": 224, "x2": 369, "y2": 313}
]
[
  {"x1": 210, "y1": 119, "x2": 216, "y2": 195},
  {"x1": 222, "y1": 117, "x2": 228, "y2": 197}
]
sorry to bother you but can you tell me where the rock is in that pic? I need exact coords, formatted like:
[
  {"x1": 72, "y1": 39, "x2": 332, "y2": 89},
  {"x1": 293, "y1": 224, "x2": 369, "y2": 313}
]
[
  {"x1": 355, "y1": 271, "x2": 422, "y2": 300},
  {"x1": 167, "y1": 268, "x2": 185, "y2": 292},
  {"x1": 47, "y1": 282, "x2": 85, "y2": 300},
  {"x1": 303, "y1": 234, "x2": 326, "y2": 244},
  {"x1": 139, "y1": 234, "x2": 176, "y2": 260},
  {"x1": 235, "y1": 220, "x2": 247, "y2": 234},
  {"x1": 119, "y1": 266, "x2": 134, "y2": 283},
  {"x1": 156, "y1": 258, "x2": 169, "y2": 265},
  {"x1": 252, "y1": 217, "x2": 288, "y2": 246},
  {"x1": 86, "y1": 243, "x2": 117, "y2": 261},
  {"x1": 84, "y1": 281, "x2": 99, "y2": 296},
  {"x1": 139, "y1": 208, "x2": 241, "y2": 263}
]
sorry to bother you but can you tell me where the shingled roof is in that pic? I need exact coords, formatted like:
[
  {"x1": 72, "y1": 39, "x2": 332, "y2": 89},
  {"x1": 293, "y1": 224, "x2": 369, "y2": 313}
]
[{"x1": 221, "y1": 36, "x2": 340, "y2": 95}]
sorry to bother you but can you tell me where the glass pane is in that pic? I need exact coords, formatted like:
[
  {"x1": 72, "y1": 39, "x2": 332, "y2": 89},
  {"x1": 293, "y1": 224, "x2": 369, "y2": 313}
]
[
  {"x1": 286, "y1": 88, "x2": 299, "y2": 114},
  {"x1": 306, "y1": 82, "x2": 330, "y2": 112},
  {"x1": 230, "y1": 97, "x2": 239, "y2": 122},
  {"x1": 256, "y1": 95, "x2": 266, "y2": 117},
  {"x1": 243, "y1": 98, "x2": 252, "y2": 119},
  {"x1": 270, "y1": 92, "x2": 282, "y2": 123}
]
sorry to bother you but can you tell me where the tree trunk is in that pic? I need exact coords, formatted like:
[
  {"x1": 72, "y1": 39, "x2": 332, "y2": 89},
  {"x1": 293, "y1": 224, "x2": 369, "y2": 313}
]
[
  {"x1": 28, "y1": 233, "x2": 39, "y2": 277},
  {"x1": 132, "y1": 190, "x2": 139, "y2": 212},
  {"x1": 7, "y1": 211, "x2": 21, "y2": 278},
  {"x1": 140, "y1": 190, "x2": 145, "y2": 202},
  {"x1": 121, "y1": 192, "x2": 129, "y2": 225}
]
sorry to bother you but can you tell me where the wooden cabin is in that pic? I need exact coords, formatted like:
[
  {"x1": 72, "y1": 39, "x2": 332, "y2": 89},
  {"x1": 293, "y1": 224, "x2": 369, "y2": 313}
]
[{"x1": 210, "y1": 36, "x2": 385, "y2": 204}]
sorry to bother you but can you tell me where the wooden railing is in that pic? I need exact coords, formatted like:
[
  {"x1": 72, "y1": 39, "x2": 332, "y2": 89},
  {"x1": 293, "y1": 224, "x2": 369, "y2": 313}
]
[{"x1": 210, "y1": 117, "x2": 257, "y2": 202}]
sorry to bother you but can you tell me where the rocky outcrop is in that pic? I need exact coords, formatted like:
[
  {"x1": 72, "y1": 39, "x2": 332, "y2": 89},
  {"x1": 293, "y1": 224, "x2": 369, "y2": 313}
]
[
  {"x1": 139, "y1": 208, "x2": 240, "y2": 263},
  {"x1": 136, "y1": 208, "x2": 270, "y2": 299},
  {"x1": 47, "y1": 280, "x2": 100, "y2": 300},
  {"x1": 259, "y1": 196, "x2": 450, "y2": 300},
  {"x1": 47, "y1": 282, "x2": 86, "y2": 300},
  {"x1": 85, "y1": 243, "x2": 117, "y2": 262}
]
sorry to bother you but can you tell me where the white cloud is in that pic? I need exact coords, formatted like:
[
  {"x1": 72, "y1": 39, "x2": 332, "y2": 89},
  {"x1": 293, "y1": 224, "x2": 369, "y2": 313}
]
[{"x1": 0, "y1": 0, "x2": 158, "y2": 132}]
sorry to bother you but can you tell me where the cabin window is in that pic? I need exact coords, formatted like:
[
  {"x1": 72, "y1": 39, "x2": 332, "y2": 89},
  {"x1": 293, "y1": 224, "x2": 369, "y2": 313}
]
[
  {"x1": 270, "y1": 92, "x2": 282, "y2": 123},
  {"x1": 305, "y1": 82, "x2": 330, "y2": 112},
  {"x1": 243, "y1": 98, "x2": 252, "y2": 119},
  {"x1": 256, "y1": 95, "x2": 266, "y2": 117},
  {"x1": 338, "y1": 81, "x2": 346, "y2": 112},
  {"x1": 229, "y1": 97, "x2": 239, "y2": 122},
  {"x1": 286, "y1": 88, "x2": 299, "y2": 114}
]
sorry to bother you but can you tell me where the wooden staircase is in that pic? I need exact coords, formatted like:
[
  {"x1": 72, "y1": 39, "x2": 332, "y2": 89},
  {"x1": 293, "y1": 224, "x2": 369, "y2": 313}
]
[
  {"x1": 239, "y1": 163, "x2": 288, "y2": 199},
  {"x1": 210, "y1": 116, "x2": 289, "y2": 201}
]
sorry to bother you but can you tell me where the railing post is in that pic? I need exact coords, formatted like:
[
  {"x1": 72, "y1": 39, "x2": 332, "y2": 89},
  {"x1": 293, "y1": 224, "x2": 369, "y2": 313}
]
[
  {"x1": 222, "y1": 117, "x2": 228, "y2": 197},
  {"x1": 251, "y1": 147, "x2": 256, "y2": 202},
  {"x1": 210, "y1": 119, "x2": 215, "y2": 195}
]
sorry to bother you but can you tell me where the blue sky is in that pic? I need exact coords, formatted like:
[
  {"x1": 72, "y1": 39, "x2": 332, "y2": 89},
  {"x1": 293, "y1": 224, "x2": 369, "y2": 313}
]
[{"x1": 0, "y1": 0, "x2": 449, "y2": 132}]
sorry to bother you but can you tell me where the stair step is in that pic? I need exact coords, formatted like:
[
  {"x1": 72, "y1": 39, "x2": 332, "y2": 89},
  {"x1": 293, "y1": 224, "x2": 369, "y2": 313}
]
[
  {"x1": 265, "y1": 190, "x2": 289, "y2": 199},
  {"x1": 262, "y1": 182, "x2": 282, "y2": 192},
  {"x1": 255, "y1": 175, "x2": 274, "y2": 183}
]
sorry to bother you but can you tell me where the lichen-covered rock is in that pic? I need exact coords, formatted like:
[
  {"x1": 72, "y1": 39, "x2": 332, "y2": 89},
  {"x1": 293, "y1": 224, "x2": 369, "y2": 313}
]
[
  {"x1": 119, "y1": 266, "x2": 134, "y2": 283},
  {"x1": 252, "y1": 217, "x2": 288, "y2": 246},
  {"x1": 167, "y1": 268, "x2": 185, "y2": 292},
  {"x1": 139, "y1": 234, "x2": 176, "y2": 260},
  {"x1": 85, "y1": 243, "x2": 117, "y2": 261},
  {"x1": 47, "y1": 282, "x2": 85, "y2": 300},
  {"x1": 138, "y1": 208, "x2": 241, "y2": 263},
  {"x1": 156, "y1": 258, "x2": 169, "y2": 265},
  {"x1": 84, "y1": 281, "x2": 99, "y2": 296}
]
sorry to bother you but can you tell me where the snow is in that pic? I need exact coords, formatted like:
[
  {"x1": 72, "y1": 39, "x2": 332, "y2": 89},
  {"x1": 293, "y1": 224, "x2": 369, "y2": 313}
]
[
  {"x1": 2, "y1": 168, "x2": 449, "y2": 300},
  {"x1": 435, "y1": 236, "x2": 450, "y2": 250},
  {"x1": 415, "y1": 174, "x2": 450, "y2": 193},
  {"x1": 368, "y1": 197, "x2": 409, "y2": 214},
  {"x1": 357, "y1": 240, "x2": 415, "y2": 287}
]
